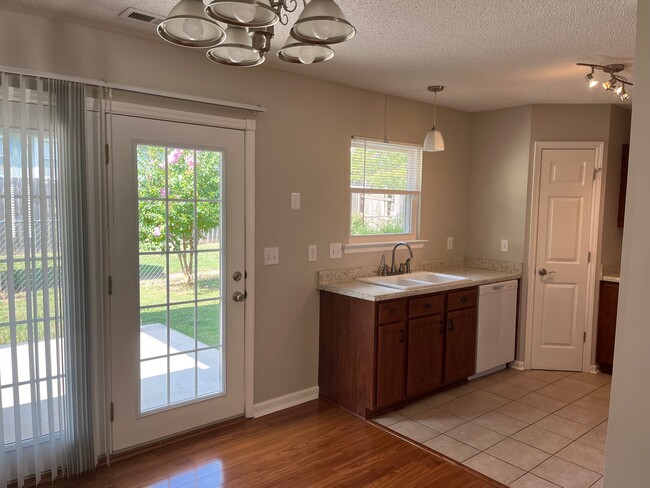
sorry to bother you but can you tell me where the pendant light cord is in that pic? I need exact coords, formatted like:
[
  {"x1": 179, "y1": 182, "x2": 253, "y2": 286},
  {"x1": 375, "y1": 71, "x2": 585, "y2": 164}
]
[{"x1": 433, "y1": 91, "x2": 437, "y2": 130}]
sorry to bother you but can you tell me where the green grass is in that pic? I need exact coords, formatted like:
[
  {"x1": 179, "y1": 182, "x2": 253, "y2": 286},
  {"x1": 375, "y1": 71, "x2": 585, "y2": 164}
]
[{"x1": 0, "y1": 249, "x2": 222, "y2": 346}]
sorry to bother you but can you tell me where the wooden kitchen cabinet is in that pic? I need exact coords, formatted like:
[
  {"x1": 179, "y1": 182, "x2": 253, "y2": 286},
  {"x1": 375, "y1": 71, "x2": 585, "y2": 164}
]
[
  {"x1": 596, "y1": 281, "x2": 619, "y2": 374},
  {"x1": 376, "y1": 322, "x2": 407, "y2": 408},
  {"x1": 319, "y1": 286, "x2": 478, "y2": 418},
  {"x1": 445, "y1": 308, "x2": 478, "y2": 384}
]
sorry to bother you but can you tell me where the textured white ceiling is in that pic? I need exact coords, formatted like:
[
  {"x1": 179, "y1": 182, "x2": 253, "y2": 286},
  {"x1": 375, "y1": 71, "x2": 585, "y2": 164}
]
[{"x1": 0, "y1": 0, "x2": 637, "y2": 112}]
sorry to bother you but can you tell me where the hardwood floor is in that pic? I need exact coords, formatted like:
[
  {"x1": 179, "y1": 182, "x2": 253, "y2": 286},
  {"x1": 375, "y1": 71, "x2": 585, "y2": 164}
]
[{"x1": 52, "y1": 400, "x2": 502, "y2": 488}]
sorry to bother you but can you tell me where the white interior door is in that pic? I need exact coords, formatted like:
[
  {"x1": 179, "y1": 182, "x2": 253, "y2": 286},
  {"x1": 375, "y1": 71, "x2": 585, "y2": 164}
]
[
  {"x1": 109, "y1": 114, "x2": 246, "y2": 451},
  {"x1": 531, "y1": 148, "x2": 597, "y2": 371}
]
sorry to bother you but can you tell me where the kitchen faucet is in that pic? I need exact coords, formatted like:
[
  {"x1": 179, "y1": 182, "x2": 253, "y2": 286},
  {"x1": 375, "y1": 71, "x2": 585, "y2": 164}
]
[{"x1": 381, "y1": 241, "x2": 413, "y2": 275}]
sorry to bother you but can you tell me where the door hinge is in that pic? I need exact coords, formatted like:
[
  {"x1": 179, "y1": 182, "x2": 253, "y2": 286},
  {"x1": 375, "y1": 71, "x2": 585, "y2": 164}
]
[
  {"x1": 588, "y1": 251, "x2": 591, "y2": 263},
  {"x1": 583, "y1": 331, "x2": 587, "y2": 343},
  {"x1": 108, "y1": 276, "x2": 113, "y2": 295},
  {"x1": 110, "y1": 402, "x2": 114, "y2": 422},
  {"x1": 104, "y1": 143, "x2": 110, "y2": 165},
  {"x1": 593, "y1": 167, "x2": 602, "y2": 180}
]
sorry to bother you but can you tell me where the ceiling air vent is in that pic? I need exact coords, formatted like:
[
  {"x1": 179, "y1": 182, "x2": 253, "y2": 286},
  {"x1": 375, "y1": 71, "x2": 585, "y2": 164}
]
[{"x1": 118, "y1": 7, "x2": 164, "y2": 26}]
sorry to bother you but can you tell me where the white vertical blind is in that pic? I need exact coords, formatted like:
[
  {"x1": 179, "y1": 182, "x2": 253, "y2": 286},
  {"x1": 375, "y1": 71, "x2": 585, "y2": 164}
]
[{"x1": 0, "y1": 73, "x2": 95, "y2": 487}]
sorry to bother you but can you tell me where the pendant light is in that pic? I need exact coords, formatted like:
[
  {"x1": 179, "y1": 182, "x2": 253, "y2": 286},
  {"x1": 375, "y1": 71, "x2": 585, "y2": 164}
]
[
  {"x1": 290, "y1": 0, "x2": 356, "y2": 45},
  {"x1": 423, "y1": 85, "x2": 445, "y2": 153},
  {"x1": 157, "y1": 0, "x2": 226, "y2": 48},
  {"x1": 206, "y1": 0, "x2": 279, "y2": 28},
  {"x1": 277, "y1": 34, "x2": 334, "y2": 64},
  {"x1": 206, "y1": 26, "x2": 264, "y2": 67}
]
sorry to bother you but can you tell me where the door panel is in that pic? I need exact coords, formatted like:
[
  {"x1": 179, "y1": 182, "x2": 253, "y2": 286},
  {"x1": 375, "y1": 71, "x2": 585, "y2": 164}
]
[
  {"x1": 532, "y1": 148, "x2": 595, "y2": 371},
  {"x1": 406, "y1": 315, "x2": 444, "y2": 397},
  {"x1": 376, "y1": 322, "x2": 405, "y2": 408},
  {"x1": 109, "y1": 114, "x2": 246, "y2": 451},
  {"x1": 444, "y1": 308, "x2": 477, "y2": 384}
]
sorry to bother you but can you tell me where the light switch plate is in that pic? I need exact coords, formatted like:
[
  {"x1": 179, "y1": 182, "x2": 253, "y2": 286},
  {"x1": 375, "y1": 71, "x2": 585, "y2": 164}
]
[
  {"x1": 447, "y1": 237, "x2": 453, "y2": 250},
  {"x1": 291, "y1": 193, "x2": 301, "y2": 210},
  {"x1": 264, "y1": 247, "x2": 280, "y2": 265},
  {"x1": 501, "y1": 239, "x2": 509, "y2": 252},
  {"x1": 308, "y1": 245, "x2": 317, "y2": 262},
  {"x1": 330, "y1": 243, "x2": 342, "y2": 259}
]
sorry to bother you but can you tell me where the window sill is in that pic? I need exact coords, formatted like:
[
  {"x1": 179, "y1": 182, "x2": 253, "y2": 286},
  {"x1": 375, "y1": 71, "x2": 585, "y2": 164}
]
[{"x1": 344, "y1": 240, "x2": 428, "y2": 255}]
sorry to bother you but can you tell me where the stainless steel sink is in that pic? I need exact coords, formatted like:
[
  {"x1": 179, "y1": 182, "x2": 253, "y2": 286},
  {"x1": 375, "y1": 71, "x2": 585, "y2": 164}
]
[{"x1": 357, "y1": 271, "x2": 470, "y2": 290}]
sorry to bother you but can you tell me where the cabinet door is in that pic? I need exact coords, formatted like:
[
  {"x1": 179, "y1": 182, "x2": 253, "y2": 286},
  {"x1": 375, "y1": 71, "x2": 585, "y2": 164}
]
[
  {"x1": 444, "y1": 308, "x2": 477, "y2": 384},
  {"x1": 376, "y1": 322, "x2": 406, "y2": 408},
  {"x1": 407, "y1": 314, "x2": 444, "y2": 397},
  {"x1": 596, "y1": 282, "x2": 619, "y2": 374}
]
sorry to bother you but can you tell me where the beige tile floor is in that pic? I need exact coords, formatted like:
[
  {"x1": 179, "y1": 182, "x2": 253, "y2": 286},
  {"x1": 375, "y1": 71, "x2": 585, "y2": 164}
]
[{"x1": 373, "y1": 368, "x2": 611, "y2": 487}]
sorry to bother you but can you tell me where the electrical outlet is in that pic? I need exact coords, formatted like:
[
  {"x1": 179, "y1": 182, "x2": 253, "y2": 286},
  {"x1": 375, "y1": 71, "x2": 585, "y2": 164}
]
[
  {"x1": 291, "y1": 192, "x2": 301, "y2": 210},
  {"x1": 501, "y1": 239, "x2": 509, "y2": 252},
  {"x1": 329, "y1": 243, "x2": 342, "y2": 259},
  {"x1": 264, "y1": 247, "x2": 280, "y2": 265},
  {"x1": 447, "y1": 237, "x2": 453, "y2": 250},
  {"x1": 308, "y1": 245, "x2": 317, "y2": 262}
]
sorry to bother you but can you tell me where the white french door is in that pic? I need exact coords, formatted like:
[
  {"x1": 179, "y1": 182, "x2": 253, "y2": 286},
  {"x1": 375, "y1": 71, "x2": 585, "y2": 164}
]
[
  {"x1": 108, "y1": 114, "x2": 246, "y2": 451},
  {"x1": 530, "y1": 146, "x2": 599, "y2": 371}
]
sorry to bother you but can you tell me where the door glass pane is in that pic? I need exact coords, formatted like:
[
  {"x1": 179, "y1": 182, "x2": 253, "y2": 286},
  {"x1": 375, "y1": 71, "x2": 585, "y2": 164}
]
[{"x1": 137, "y1": 144, "x2": 224, "y2": 413}]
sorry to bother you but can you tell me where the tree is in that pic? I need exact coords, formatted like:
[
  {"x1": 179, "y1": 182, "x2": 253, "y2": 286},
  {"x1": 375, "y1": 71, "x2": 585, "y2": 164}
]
[{"x1": 137, "y1": 145, "x2": 221, "y2": 285}]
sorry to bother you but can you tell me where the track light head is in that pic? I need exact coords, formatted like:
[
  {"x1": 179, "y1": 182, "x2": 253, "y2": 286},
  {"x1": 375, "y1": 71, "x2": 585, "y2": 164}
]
[
  {"x1": 585, "y1": 71, "x2": 598, "y2": 88},
  {"x1": 603, "y1": 78, "x2": 617, "y2": 91}
]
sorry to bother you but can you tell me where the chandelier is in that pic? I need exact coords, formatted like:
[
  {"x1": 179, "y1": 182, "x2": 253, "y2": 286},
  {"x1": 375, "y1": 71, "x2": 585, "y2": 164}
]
[
  {"x1": 577, "y1": 63, "x2": 633, "y2": 101},
  {"x1": 157, "y1": 0, "x2": 356, "y2": 67}
]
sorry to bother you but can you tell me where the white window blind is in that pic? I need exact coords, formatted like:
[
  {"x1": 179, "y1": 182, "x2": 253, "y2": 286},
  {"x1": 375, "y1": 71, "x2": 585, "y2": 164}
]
[
  {"x1": 350, "y1": 137, "x2": 423, "y2": 238},
  {"x1": 350, "y1": 138, "x2": 422, "y2": 192}
]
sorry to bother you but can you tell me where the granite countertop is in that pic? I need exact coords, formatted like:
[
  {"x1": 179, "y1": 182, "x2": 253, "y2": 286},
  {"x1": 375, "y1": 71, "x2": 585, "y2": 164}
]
[
  {"x1": 318, "y1": 267, "x2": 521, "y2": 302},
  {"x1": 602, "y1": 273, "x2": 620, "y2": 283}
]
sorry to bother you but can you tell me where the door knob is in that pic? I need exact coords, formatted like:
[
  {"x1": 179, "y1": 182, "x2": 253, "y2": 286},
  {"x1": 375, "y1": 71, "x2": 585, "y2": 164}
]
[
  {"x1": 538, "y1": 268, "x2": 556, "y2": 277},
  {"x1": 232, "y1": 291, "x2": 247, "y2": 302}
]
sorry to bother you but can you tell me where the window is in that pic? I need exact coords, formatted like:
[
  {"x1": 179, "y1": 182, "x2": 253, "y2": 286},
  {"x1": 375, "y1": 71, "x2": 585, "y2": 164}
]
[{"x1": 350, "y1": 137, "x2": 422, "y2": 241}]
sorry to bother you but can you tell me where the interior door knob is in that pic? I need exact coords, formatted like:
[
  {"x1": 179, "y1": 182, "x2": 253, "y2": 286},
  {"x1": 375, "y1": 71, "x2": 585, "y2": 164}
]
[
  {"x1": 538, "y1": 268, "x2": 556, "y2": 277},
  {"x1": 232, "y1": 291, "x2": 247, "y2": 302}
]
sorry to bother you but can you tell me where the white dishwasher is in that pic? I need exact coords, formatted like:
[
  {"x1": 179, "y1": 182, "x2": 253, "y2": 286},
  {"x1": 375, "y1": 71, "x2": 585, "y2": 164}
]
[{"x1": 470, "y1": 280, "x2": 518, "y2": 379}]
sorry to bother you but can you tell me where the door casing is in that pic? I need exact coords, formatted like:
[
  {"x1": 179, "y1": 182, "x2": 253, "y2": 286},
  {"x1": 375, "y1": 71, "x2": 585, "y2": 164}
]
[
  {"x1": 88, "y1": 99, "x2": 256, "y2": 454},
  {"x1": 524, "y1": 141, "x2": 605, "y2": 372}
]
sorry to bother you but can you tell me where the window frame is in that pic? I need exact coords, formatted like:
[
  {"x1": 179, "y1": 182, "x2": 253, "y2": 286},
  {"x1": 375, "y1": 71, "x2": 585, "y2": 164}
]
[{"x1": 348, "y1": 137, "x2": 423, "y2": 244}]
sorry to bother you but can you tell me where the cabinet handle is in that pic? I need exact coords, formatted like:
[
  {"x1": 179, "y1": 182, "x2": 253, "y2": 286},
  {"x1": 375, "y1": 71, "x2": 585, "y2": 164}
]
[
  {"x1": 460, "y1": 297, "x2": 468, "y2": 303},
  {"x1": 399, "y1": 330, "x2": 405, "y2": 343},
  {"x1": 424, "y1": 303, "x2": 432, "y2": 309},
  {"x1": 439, "y1": 321, "x2": 445, "y2": 333},
  {"x1": 448, "y1": 319, "x2": 454, "y2": 331},
  {"x1": 389, "y1": 308, "x2": 397, "y2": 315}
]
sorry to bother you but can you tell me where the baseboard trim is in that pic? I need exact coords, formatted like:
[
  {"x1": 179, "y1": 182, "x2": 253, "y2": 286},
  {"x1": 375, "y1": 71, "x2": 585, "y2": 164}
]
[
  {"x1": 253, "y1": 386, "x2": 319, "y2": 418},
  {"x1": 509, "y1": 360, "x2": 525, "y2": 370}
]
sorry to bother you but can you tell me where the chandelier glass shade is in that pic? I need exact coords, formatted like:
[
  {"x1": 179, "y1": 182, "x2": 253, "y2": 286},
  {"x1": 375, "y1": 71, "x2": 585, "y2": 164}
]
[
  {"x1": 157, "y1": 0, "x2": 226, "y2": 48},
  {"x1": 206, "y1": 26, "x2": 265, "y2": 67},
  {"x1": 277, "y1": 33, "x2": 334, "y2": 64},
  {"x1": 158, "y1": 0, "x2": 355, "y2": 67},
  {"x1": 290, "y1": 0, "x2": 356, "y2": 44},
  {"x1": 577, "y1": 63, "x2": 633, "y2": 102}
]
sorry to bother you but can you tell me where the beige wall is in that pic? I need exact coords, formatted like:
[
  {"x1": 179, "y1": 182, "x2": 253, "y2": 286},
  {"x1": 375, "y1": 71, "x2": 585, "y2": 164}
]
[
  {"x1": 0, "y1": 10, "x2": 471, "y2": 404},
  {"x1": 466, "y1": 105, "x2": 532, "y2": 261},
  {"x1": 601, "y1": 106, "x2": 631, "y2": 269},
  {"x1": 604, "y1": 1, "x2": 650, "y2": 484}
]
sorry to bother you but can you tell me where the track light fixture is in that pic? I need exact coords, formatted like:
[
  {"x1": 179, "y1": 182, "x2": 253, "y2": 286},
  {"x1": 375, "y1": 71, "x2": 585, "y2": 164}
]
[
  {"x1": 577, "y1": 63, "x2": 633, "y2": 100},
  {"x1": 159, "y1": 0, "x2": 356, "y2": 68}
]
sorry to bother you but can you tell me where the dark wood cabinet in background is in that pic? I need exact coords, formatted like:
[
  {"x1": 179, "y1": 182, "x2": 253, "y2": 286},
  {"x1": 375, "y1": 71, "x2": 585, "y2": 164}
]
[
  {"x1": 596, "y1": 281, "x2": 619, "y2": 374},
  {"x1": 319, "y1": 286, "x2": 478, "y2": 418}
]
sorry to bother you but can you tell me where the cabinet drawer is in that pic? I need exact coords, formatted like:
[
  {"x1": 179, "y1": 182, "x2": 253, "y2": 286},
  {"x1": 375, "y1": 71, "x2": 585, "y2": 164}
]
[
  {"x1": 377, "y1": 300, "x2": 407, "y2": 324},
  {"x1": 447, "y1": 288, "x2": 478, "y2": 311},
  {"x1": 409, "y1": 294, "x2": 444, "y2": 318}
]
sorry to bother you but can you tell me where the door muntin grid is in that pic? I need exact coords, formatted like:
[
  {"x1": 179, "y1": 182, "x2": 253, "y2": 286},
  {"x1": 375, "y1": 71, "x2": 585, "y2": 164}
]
[{"x1": 136, "y1": 144, "x2": 224, "y2": 414}]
